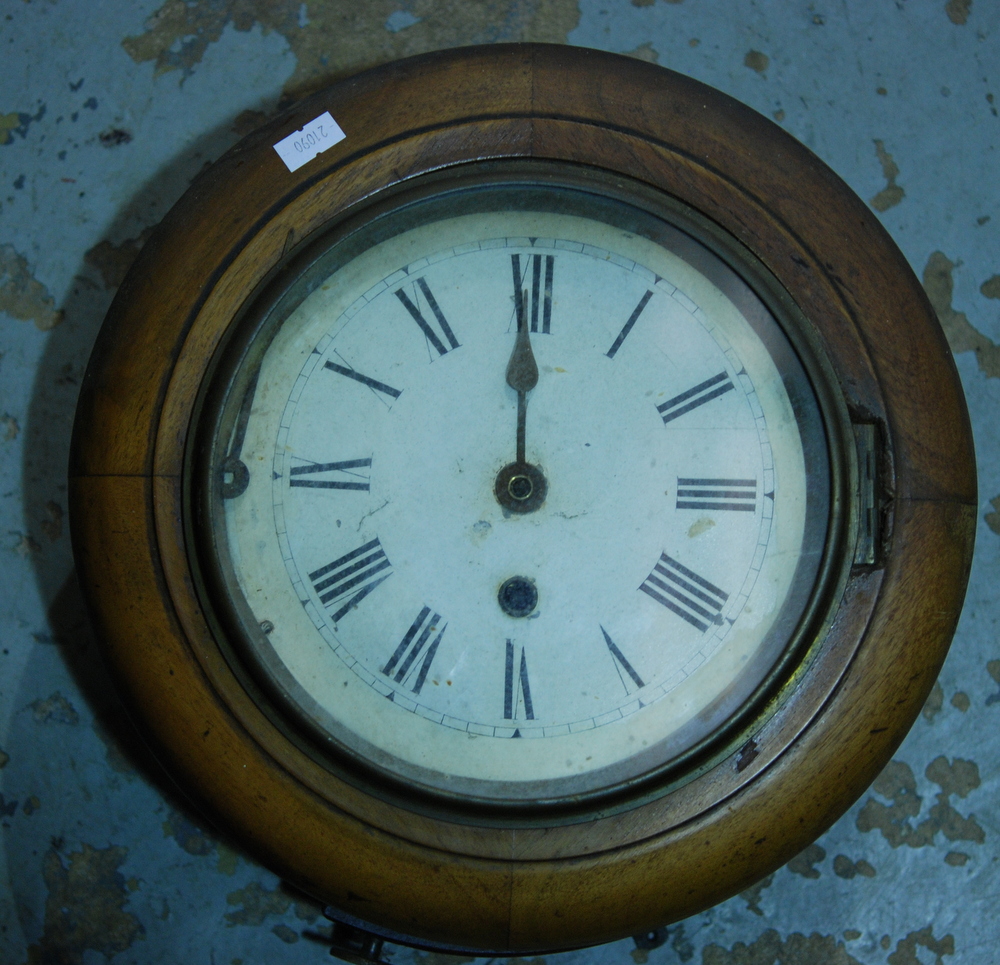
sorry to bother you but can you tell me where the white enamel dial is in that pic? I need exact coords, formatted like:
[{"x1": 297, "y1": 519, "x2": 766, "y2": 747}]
[{"x1": 213, "y1": 193, "x2": 824, "y2": 801}]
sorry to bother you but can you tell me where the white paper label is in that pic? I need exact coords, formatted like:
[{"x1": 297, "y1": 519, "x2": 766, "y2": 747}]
[{"x1": 272, "y1": 111, "x2": 345, "y2": 173}]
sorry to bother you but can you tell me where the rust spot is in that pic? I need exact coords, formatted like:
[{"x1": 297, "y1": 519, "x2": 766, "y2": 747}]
[
  {"x1": 871, "y1": 140, "x2": 905, "y2": 211},
  {"x1": 856, "y1": 757, "x2": 984, "y2": 848},
  {"x1": 84, "y1": 228, "x2": 154, "y2": 289},
  {"x1": 887, "y1": 926, "x2": 954, "y2": 964},
  {"x1": 787, "y1": 842, "x2": 826, "y2": 879},
  {"x1": 945, "y1": 0, "x2": 972, "y2": 25},
  {"x1": 30, "y1": 692, "x2": 80, "y2": 725},
  {"x1": 984, "y1": 495, "x2": 1000, "y2": 535},
  {"x1": 923, "y1": 252, "x2": 1000, "y2": 379},
  {"x1": 0, "y1": 243, "x2": 64, "y2": 330},
  {"x1": 27, "y1": 843, "x2": 144, "y2": 963},
  {"x1": 922, "y1": 680, "x2": 944, "y2": 721},
  {"x1": 739, "y1": 874, "x2": 773, "y2": 916},
  {"x1": 832, "y1": 854, "x2": 876, "y2": 879},
  {"x1": 702, "y1": 929, "x2": 863, "y2": 964},
  {"x1": 122, "y1": 0, "x2": 580, "y2": 101},
  {"x1": 625, "y1": 42, "x2": 659, "y2": 63}
]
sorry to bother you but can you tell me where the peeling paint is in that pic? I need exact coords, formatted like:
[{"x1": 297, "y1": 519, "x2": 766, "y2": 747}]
[
  {"x1": 0, "y1": 746, "x2": 8, "y2": 768},
  {"x1": 27, "y1": 844, "x2": 144, "y2": 964},
  {"x1": 985, "y1": 495, "x2": 1000, "y2": 535},
  {"x1": 217, "y1": 842, "x2": 241, "y2": 875},
  {"x1": 122, "y1": 0, "x2": 580, "y2": 100},
  {"x1": 702, "y1": 929, "x2": 862, "y2": 965},
  {"x1": 30, "y1": 691, "x2": 80, "y2": 725},
  {"x1": 924, "y1": 252, "x2": 1000, "y2": 377},
  {"x1": 923, "y1": 680, "x2": 944, "y2": 721},
  {"x1": 951, "y1": 691, "x2": 970, "y2": 711},
  {"x1": 225, "y1": 880, "x2": 292, "y2": 926},
  {"x1": 625, "y1": 42, "x2": 659, "y2": 62},
  {"x1": 945, "y1": 0, "x2": 972, "y2": 25},
  {"x1": 163, "y1": 809, "x2": 215, "y2": 856},
  {"x1": 981, "y1": 274, "x2": 1000, "y2": 299},
  {"x1": 944, "y1": 850, "x2": 969, "y2": 865},
  {"x1": 272, "y1": 922, "x2": 300, "y2": 943},
  {"x1": 84, "y1": 228, "x2": 154, "y2": 289},
  {"x1": 41, "y1": 501, "x2": 63, "y2": 542},
  {"x1": 787, "y1": 842, "x2": 825, "y2": 878},
  {"x1": 0, "y1": 104, "x2": 46, "y2": 145},
  {"x1": 871, "y1": 140, "x2": 905, "y2": 211},
  {"x1": 23, "y1": 795, "x2": 41, "y2": 815},
  {"x1": 744, "y1": 49, "x2": 769, "y2": 73},
  {"x1": 855, "y1": 757, "x2": 984, "y2": 848},
  {"x1": 2, "y1": 413, "x2": 20, "y2": 440},
  {"x1": 887, "y1": 926, "x2": 954, "y2": 964},
  {"x1": 0, "y1": 244, "x2": 64, "y2": 330},
  {"x1": 11, "y1": 531, "x2": 42, "y2": 556},
  {"x1": 987, "y1": 660, "x2": 1000, "y2": 704},
  {"x1": 739, "y1": 873, "x2": 773, "y2": 916},
  {"x1": 832, "y1": 855, "x2": 876, "y2": 879}
]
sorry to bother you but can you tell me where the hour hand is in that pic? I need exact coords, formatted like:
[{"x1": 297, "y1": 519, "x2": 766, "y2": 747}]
[
  {"x1": 495, "y1": 292, "x2": 547, "y2": 513},
  {"x1": 506, "y1": 299, "x2": 538, "y2": 394}
]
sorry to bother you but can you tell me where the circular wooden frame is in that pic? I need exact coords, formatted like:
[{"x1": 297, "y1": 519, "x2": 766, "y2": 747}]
[{"x1": 70, "y1": 45, "x2": 975, "y2": 952}]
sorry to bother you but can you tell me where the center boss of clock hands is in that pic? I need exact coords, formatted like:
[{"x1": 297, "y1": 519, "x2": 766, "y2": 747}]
[{"x1": 494, "y1": 290, "x2": 546, "y2": 618}]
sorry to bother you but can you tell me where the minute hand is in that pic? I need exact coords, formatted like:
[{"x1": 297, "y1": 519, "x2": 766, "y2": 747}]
[{"x1": 506, "y1": 295, "x2": 539, "y2": 464}]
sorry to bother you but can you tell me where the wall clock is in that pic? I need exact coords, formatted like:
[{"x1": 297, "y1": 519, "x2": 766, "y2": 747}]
[{"x1": 69, "y1": 44, "x2": 976, "y2": 954}]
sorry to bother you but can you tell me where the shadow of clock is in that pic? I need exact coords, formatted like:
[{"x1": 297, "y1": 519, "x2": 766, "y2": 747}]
[{"x1": 11, "y1": 98, "x2": 335, "y2": 941}]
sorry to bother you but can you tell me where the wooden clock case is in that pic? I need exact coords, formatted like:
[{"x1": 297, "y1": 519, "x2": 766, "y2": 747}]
[{"x1": 69, "y1": 45, "x2": 976, "y2": 953}]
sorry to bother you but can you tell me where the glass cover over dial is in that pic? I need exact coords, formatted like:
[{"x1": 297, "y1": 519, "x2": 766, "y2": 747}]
[{"x1": 202, "y1": 177, "x2": 830, "y2": 806}]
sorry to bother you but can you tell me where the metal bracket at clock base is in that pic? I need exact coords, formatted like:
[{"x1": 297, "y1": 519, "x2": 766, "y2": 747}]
[{"x1": 322, "y1": 907, "x2": 567, "y2": 962}]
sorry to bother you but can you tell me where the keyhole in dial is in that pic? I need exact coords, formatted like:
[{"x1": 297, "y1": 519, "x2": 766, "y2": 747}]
[{"x1": 498, "y1": 576, "x2": 538, "y2": 618}]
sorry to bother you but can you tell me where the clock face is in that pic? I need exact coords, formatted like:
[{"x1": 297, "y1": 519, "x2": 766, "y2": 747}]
[{"x1": 203, "y1": 178, "x2": 829, "y2": 805}]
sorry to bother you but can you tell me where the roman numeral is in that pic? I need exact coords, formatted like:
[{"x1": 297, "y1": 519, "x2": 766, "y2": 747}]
[
  {"x1": 511, "y1": 253, "x2": 554, "y2": 333},
  {"x1": 309, "y1": 538, "x2": 391, "y2": 623},
  {"x1": 504, "y1": 639, "x2": 534, "y2": 721},
  {"x1": 675, "y1": 477, "x2": 756, "y2": 512},
  {"x1": 601, "y1": 626, "x2": 644, "y2": 691},
  {"x1": 606, "y1": 290, "x2": 653, "y2": 359},
  {"x1": 640, "y1": 553, "x2": 728, "y2": 632},
  {"x1": 324, "y1": 360, "x2": 401, "y2": 401},
  {"x1": 395, "y1": 277, "x2": 460, "y2": 356},
  {"x1": 289, "y1": 458, "x2": 371, "y2": 490},
  {"x1": 657, "y1": 371, "x2": 734, "y2": 424},
  {"x1": 382, "y1": 606, "x2": 446, "y2": 695}
]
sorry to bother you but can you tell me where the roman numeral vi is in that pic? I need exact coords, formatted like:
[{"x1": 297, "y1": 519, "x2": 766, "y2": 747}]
[{"x1": 504, "y1": 640, "x2": 535, "y2": 722}]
